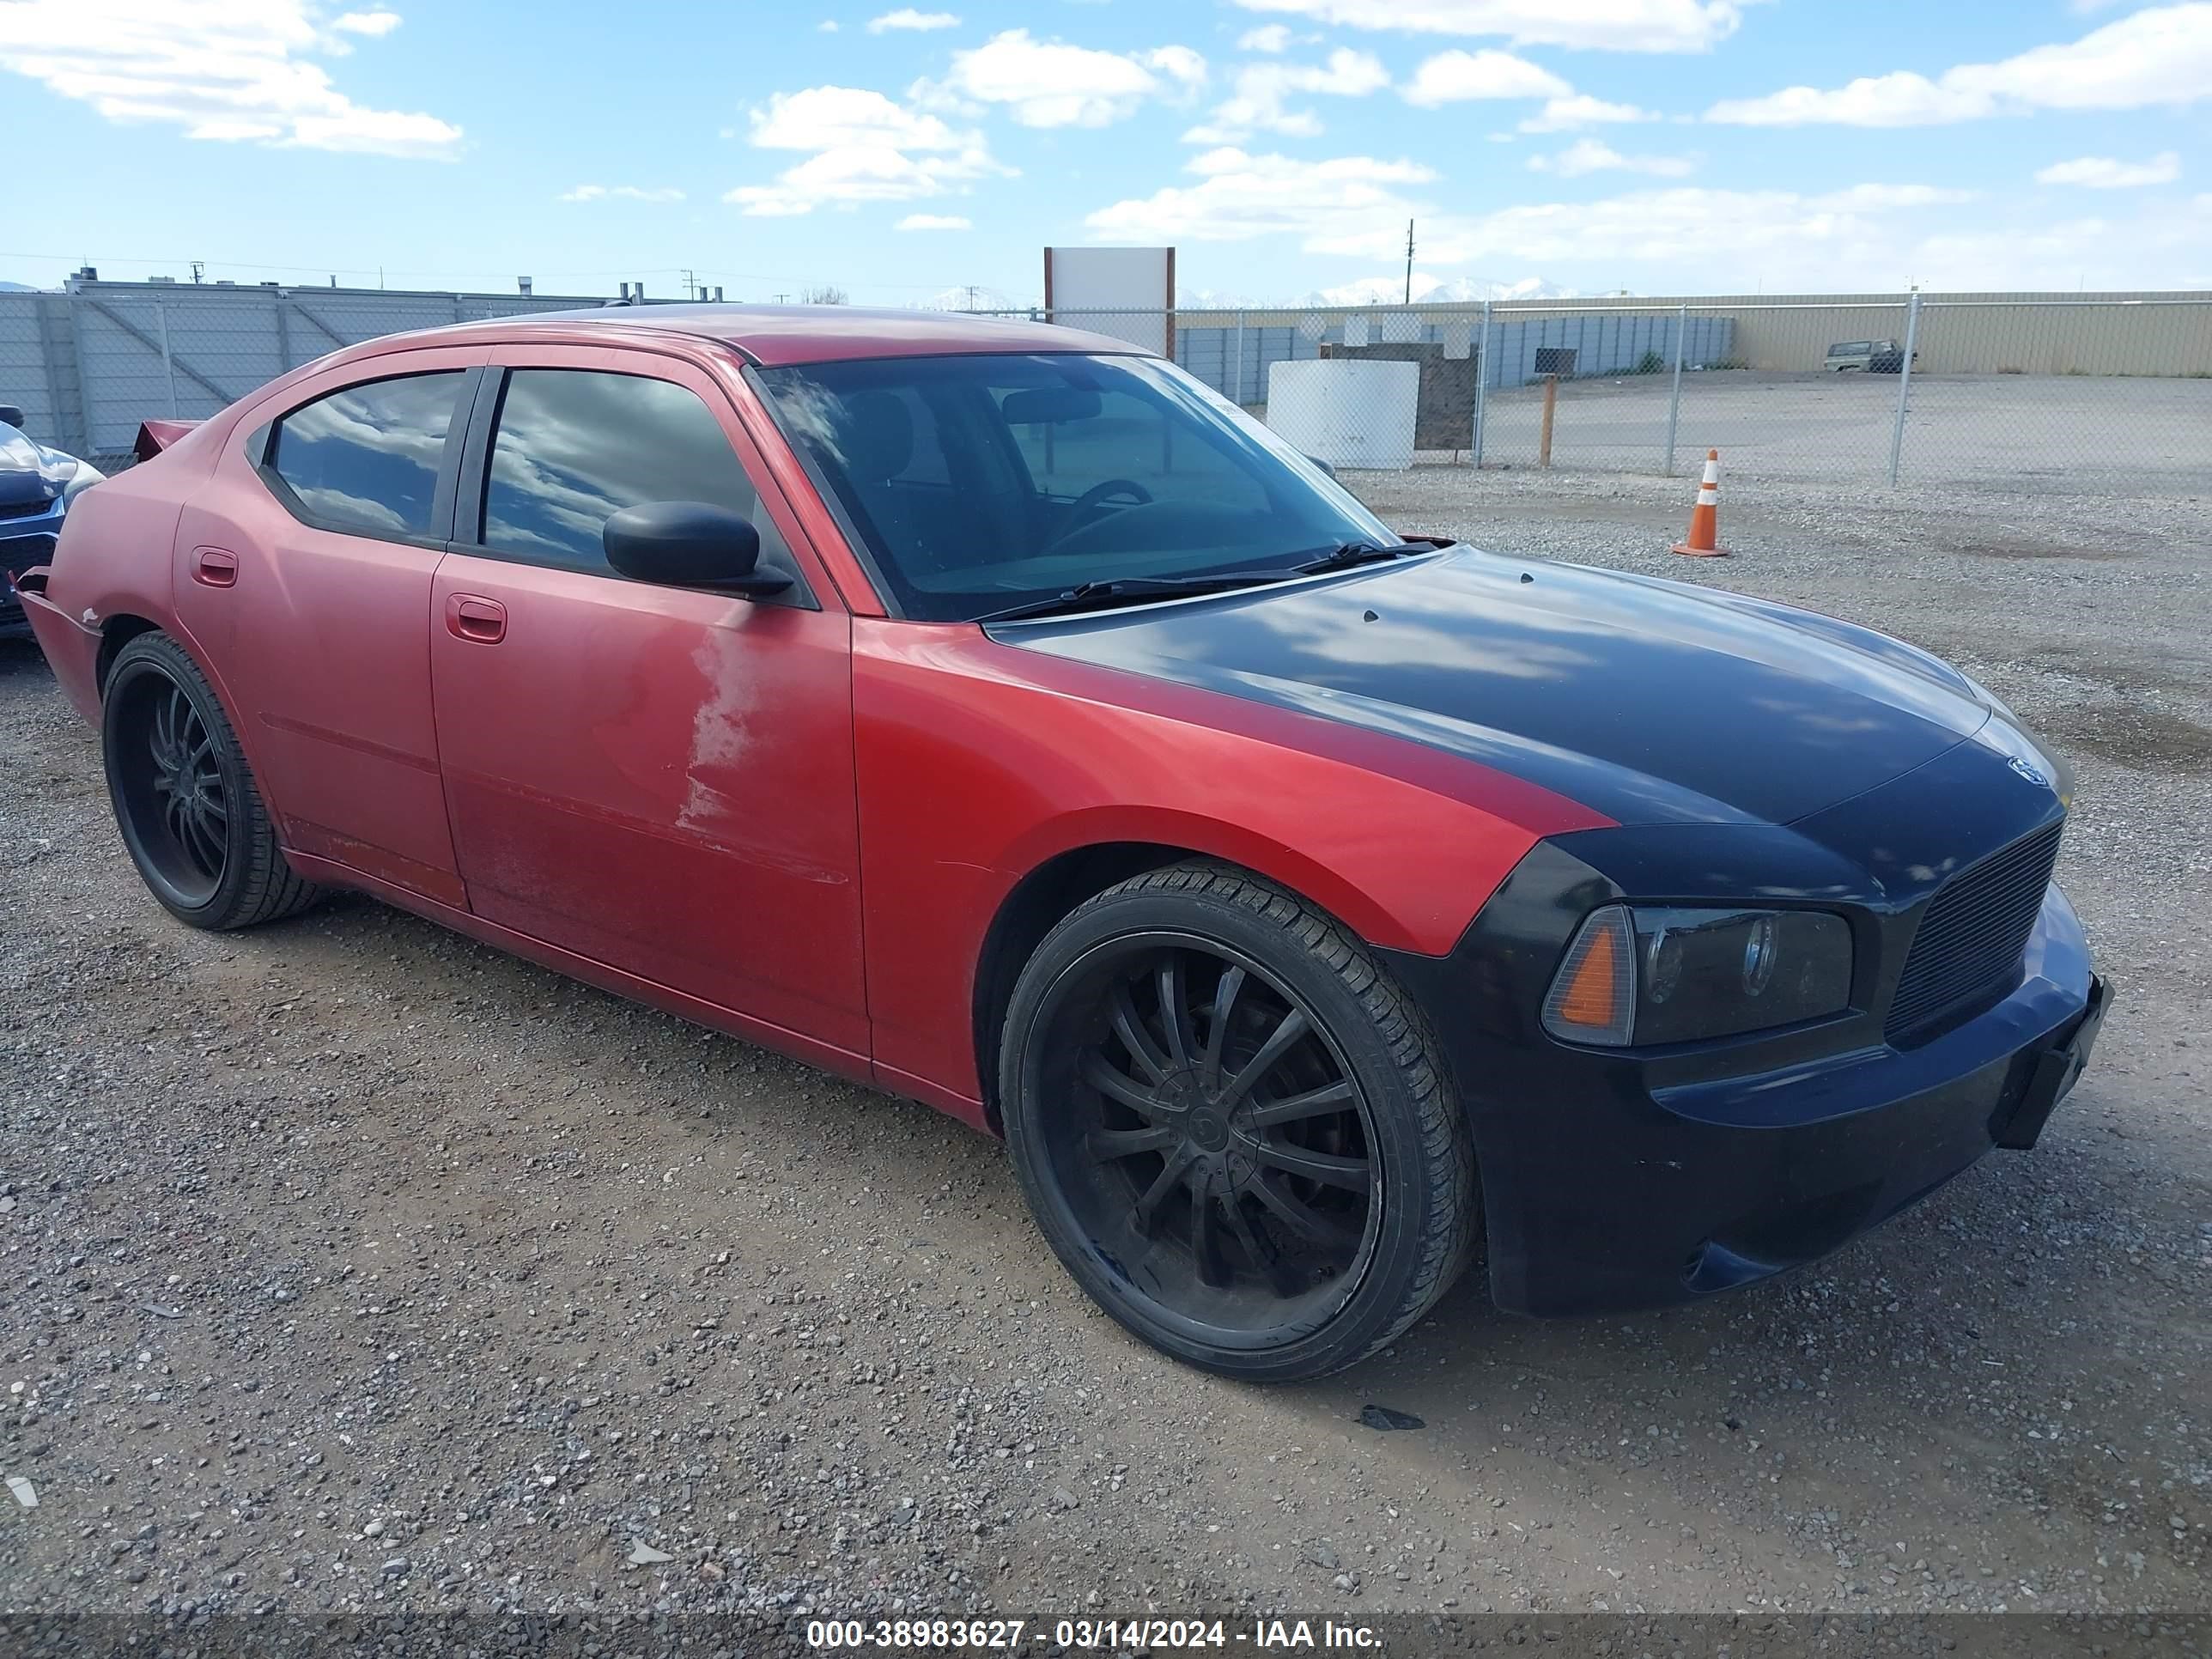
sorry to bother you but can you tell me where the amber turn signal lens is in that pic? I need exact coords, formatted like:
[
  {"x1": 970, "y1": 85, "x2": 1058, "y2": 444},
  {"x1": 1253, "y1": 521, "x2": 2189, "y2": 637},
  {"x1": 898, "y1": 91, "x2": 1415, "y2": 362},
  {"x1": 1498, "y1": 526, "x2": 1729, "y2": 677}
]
[{"x1": 1540, "y1": 905, "x2": 1636, "y2": 1047}]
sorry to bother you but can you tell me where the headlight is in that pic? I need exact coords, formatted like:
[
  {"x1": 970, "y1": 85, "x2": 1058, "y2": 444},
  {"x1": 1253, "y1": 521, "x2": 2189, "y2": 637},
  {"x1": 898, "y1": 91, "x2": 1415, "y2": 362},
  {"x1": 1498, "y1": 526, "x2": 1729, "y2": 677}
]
[
  {"x1": 58, "y1": 458, "x2": 105, "y2": 503},
  {"x1": 1541, "y1": 904, "x2": 1853, "y2": 1048}
]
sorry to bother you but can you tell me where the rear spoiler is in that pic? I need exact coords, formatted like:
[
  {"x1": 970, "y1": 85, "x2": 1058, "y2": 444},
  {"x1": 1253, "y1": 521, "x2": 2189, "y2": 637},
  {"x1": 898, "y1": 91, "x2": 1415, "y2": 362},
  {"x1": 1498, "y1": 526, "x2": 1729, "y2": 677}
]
[{"x1": 134, "y1": 418, "x2": 201, "y2": 463}]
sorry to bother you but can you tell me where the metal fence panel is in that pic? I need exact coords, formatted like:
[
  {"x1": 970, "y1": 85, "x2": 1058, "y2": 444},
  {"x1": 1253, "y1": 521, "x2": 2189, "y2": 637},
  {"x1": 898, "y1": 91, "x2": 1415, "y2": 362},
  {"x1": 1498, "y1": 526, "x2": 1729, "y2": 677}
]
[
  {"x1": 1884, "y1": 300, "x2": 2212, "y2": 497},
  {"x1": 76, "y1": 293, "x2": 288, "y2": 450},
  {"x1": 0, "y1": 294, "x2": 56, "y2": 441},
  {"x1": 3, "y1": 283, "x2": 2207, "y2": 494}
]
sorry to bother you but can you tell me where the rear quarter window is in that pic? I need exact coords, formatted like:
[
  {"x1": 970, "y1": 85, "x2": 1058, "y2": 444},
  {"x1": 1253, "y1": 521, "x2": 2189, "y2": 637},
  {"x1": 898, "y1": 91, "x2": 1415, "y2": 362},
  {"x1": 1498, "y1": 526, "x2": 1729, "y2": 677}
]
[{"x1": 263, "y1": 372, "x2": 467, "y2": 540}]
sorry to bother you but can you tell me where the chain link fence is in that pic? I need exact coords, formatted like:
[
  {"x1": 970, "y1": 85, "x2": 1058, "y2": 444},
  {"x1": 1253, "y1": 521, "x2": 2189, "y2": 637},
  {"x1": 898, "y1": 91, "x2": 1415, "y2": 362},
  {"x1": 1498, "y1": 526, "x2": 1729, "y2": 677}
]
[
  {"x1": 4, "y1": 283, "x2": 2207, "y2": 497},
  {"x1": 0, "y1": 281, "x2": 614, "y2": 469},
  {"x1": 1023, "y1": 295, "x2": 2212, "y2": 499}
]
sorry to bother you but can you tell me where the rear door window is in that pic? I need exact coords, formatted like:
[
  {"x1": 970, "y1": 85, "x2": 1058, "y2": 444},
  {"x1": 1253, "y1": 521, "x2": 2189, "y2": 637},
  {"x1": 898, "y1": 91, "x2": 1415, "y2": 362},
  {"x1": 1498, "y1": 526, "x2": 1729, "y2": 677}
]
[
  {"x1": 264, "y1": 372, "x2": 467, "y2": 540},
  {"x1": 476, "y1": 368, "x2": 787, "y2": 574}
]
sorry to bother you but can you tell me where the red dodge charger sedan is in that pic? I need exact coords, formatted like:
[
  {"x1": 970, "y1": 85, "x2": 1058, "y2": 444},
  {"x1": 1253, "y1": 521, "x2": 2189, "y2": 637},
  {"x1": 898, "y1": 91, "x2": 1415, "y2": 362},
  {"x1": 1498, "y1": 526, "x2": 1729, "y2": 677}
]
[{"x1": 15, "y1": 307, "x2": 2106, "y2": 1379}]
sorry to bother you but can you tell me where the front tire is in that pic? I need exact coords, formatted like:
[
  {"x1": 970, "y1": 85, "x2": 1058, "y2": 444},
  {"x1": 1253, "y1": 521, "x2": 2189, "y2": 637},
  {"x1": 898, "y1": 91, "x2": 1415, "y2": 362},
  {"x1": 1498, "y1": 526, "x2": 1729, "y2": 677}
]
[
  {"x1": 102, "y1": 631, "x2": 322, "y2": 931},
  {"x1": 1000, "y1": 862, "x2": 1478, "y2": 1381}
]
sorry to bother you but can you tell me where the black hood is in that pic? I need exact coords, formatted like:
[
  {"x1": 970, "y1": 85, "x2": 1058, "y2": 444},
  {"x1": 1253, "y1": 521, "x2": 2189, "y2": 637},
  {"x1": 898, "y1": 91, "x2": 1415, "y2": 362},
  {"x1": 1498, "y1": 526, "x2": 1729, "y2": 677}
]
[
  {"x1": 0, "y1": 426, "x2": 64, "y2": 513},
  {"x1": 992, "y1": 548, "x2": 2002, "y2": 828}
]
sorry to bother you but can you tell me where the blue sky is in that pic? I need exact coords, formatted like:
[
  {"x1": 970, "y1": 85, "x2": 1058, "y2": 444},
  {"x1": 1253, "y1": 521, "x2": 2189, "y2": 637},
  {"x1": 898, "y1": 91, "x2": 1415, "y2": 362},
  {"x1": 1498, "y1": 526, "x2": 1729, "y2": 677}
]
[{"x1": 3, "y1": 1, "x2": 2208, "y2": 302}]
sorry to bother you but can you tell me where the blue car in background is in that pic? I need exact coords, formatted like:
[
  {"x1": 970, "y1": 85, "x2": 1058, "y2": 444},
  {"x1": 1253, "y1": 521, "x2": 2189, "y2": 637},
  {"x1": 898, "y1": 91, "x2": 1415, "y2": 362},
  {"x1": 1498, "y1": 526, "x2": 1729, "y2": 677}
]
[{"x1": 1, "y1": 403, "x2": 102, "y2": 640}]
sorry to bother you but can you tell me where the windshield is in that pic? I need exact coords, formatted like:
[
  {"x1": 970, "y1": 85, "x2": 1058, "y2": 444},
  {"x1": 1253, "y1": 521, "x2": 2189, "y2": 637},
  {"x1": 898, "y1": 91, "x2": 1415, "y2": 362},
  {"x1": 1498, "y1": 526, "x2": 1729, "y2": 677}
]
[{"x1": 753, "y1": 352, "x2": 1397, "y2": 622}]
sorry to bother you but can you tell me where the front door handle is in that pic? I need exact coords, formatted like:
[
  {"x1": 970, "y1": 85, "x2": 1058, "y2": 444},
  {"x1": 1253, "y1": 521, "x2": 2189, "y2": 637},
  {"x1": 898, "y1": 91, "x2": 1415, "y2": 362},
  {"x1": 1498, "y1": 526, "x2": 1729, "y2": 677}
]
[
  {"x1": 445, "y1": 593, "x2": 507, "y2": 644},
  {"x1": 191, "y1": 548, "x2": 238, "y2": 587}
]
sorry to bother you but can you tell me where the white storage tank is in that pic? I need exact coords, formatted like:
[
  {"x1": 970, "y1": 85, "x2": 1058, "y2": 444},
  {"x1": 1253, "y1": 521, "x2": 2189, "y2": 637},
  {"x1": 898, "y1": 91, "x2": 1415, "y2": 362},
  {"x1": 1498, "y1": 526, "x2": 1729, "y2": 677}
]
[{"x1": 1263, "y1": 359, "x2": 1419, "y2": 471}]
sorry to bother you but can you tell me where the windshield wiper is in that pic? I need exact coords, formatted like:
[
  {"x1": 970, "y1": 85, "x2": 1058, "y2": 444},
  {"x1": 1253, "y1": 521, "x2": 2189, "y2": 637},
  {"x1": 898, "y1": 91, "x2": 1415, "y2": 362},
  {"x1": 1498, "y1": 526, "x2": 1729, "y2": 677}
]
[
  {"x1": 1290, "y1": 540, "x2": 1427, "y2": 574},
  {"x1": 973, "y1": 541, "x2": 1435, "y2": 625},
  {"x1": 975, "y1": 574, "x2": 1285, "y2": 625}
]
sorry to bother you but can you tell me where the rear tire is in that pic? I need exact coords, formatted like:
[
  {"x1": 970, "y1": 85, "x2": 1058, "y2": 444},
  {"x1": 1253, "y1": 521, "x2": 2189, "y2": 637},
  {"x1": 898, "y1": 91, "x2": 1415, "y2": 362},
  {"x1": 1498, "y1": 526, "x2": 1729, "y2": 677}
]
[
  {"x1": 999, "y1": 861, "x2": 1478, "y2": 1381},
  {"x1": 101, "y1": 631, "x2": 323, "y2": 931}
]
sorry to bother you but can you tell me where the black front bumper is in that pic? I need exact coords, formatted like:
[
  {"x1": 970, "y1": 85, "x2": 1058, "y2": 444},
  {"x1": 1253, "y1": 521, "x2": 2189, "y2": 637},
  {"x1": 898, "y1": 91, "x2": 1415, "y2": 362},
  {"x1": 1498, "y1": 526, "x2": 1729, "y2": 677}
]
[{"x1": 1388, "y1": 819, "x2": 2106, "y2": 1318}]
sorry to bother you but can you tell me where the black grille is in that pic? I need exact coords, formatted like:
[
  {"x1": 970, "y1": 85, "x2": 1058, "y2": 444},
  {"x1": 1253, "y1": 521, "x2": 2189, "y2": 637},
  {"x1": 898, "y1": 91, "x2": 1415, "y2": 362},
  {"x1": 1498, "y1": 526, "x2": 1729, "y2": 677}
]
[
  {"x1": 0, "y1": 497, "x2": 58, "y2": 521},
  {"x1": 1886, "y1": 821, "x2": 2063, "y2": 1043}
]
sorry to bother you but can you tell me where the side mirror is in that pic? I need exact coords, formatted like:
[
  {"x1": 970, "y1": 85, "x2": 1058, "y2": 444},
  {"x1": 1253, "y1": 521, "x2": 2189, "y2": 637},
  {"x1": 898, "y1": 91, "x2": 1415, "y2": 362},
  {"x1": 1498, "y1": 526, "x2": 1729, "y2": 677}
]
[
  {"x1": 603, "y1": 501, "x2": 791, "y2": 598},
  {"x1": 1304, "y1": 453, "x2": 1337, "y2": 478},
  {"x1": 0, "y1": 405, "x2": 23, "y2": 429}
]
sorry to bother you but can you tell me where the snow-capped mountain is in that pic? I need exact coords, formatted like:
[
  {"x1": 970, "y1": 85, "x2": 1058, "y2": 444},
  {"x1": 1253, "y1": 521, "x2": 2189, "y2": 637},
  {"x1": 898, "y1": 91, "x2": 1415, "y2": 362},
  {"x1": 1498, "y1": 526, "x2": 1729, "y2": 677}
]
[
  {"x1": 1304, "y1": 274, "x2": 1584, "y2": 307},
  {"x1": 917, "y1": 284, "x2": 1031, "y2": 313}
]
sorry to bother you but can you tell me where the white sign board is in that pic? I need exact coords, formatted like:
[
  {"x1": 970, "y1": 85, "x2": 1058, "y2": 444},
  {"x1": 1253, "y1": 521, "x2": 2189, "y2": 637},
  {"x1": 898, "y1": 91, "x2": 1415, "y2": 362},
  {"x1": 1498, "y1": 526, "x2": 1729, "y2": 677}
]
[
  {"x1": 1044, "y1": 247, "x2": 1174, "y2": 355},
  {"x1": 1265, "y1": 359, "x2": 1419, "y2": 471}
]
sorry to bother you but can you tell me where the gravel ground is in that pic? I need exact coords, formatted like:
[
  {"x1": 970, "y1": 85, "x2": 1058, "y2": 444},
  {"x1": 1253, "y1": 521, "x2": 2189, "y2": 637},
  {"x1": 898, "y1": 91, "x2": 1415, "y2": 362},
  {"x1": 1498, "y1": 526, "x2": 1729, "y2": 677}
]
[{"x1": 3, "y1": 465, "x2": 2209, "y2": 1644}]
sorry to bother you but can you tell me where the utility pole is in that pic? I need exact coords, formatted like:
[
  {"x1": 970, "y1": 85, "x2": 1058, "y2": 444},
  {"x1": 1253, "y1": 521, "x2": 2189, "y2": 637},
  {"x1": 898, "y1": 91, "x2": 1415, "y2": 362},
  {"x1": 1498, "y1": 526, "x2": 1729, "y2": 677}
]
[
  {"x1": 774, "y1": 292, "x2": 790, "y2": 304},
  {"x1": 681, "y1": 268, "x2": 697, "y2": 300},
  {"x1": 190, "y1": 261, "x2": 204, "y2": 284},
  {"x1": 1404, "y1": 219, "x2": 1414, "y2": 305}
]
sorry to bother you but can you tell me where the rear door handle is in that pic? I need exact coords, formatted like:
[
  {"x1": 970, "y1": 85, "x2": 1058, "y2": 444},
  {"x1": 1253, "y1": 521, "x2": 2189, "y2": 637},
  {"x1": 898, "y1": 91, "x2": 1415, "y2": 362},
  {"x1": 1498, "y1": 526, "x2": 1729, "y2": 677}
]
[
  {"x1": 445, "y1": 593, "x2": 507, "y2": 644},
  {"x1": 191, "y1": 548, "x2": 238, "y2": 587}
]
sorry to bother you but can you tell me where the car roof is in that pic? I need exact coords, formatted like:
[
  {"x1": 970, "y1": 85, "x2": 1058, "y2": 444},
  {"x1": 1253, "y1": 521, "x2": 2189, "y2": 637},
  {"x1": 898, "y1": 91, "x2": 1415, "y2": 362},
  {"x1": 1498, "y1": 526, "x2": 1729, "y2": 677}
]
[{"x1": 367, "y1": 303, "x2": 1158, "y2": 368}]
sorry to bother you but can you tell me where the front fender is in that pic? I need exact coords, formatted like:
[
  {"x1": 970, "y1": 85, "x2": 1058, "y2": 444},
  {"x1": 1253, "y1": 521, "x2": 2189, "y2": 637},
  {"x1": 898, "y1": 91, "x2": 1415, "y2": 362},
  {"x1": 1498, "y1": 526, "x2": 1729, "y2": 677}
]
[{"x1": 853, "y1": 619, "x2": 1607, "y2": 1104}]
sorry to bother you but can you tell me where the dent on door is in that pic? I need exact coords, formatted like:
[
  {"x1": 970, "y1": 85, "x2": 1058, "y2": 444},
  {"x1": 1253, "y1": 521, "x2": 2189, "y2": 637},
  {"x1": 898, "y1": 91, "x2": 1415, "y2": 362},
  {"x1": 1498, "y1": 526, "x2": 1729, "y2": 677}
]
[{"x1": 428, "y1": 558, "x2": 868, "y2": 1054}]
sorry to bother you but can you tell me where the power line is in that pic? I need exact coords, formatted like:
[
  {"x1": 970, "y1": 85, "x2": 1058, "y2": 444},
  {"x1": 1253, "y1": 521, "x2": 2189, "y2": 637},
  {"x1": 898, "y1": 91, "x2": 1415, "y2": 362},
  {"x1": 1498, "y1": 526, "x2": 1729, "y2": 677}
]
[{"x1": 0, "y1": 250, "x2": 983, "y2": 293}]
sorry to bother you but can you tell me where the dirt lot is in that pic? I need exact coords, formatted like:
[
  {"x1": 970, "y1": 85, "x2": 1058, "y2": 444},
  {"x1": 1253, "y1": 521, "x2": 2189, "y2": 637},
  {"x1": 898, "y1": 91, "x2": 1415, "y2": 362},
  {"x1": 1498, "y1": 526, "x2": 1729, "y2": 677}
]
[{"x1": 3, "y1": 463, "x2": 2209, "y2": 1643}]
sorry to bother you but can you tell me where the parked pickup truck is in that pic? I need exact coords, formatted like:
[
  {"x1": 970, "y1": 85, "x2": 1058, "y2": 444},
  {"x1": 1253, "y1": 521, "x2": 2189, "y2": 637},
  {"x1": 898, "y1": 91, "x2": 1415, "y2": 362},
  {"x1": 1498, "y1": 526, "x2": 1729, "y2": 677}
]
[{"x1": 1826, "y1": 338, "x2": 1917, "y2": 373}]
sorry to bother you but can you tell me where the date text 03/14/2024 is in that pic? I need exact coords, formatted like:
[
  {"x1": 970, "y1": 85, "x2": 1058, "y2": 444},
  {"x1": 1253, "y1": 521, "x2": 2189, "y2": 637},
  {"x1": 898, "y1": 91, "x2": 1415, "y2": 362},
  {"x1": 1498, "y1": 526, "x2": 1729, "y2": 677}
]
[{"x1": 803, "y1": 1617, "x2": 1383, "y2": 1649}]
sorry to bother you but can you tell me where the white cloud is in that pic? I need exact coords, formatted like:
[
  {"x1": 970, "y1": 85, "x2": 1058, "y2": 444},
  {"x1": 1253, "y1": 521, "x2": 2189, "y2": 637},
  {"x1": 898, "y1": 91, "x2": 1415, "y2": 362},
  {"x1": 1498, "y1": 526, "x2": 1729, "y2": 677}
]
[
  {"x1": 1086, "y1": 149, "x2": 2212, "y2": 288},
  {"x1": 1380, "y1": 182, "x2": 1983, "y2": 274},
  {"x1": 1528, "y1": 137, "x2": 1692, "y2": 176},
  {"x1": 1705, "y1": 71, "x2": 1984, "y2": 127},
  {"x1": 727, "y1": 145, "x2": 1004, "y2": 216},
  {"x1": 912, "y1": 28, "x2": 1205, "y2": 128},
  {"x1": 0, "y1": 0, "x2": 461, "y2": 157},
  {"x1": 1707, "y1": 3, "x2": 2212, "y2": 126},
  {"x1": 1401, "y1": 49, "x2": 1567, "y2": 106},
  {"x1": 2035, "y1": 150, "x2": 2182, "y2": 188},
  {"x1": 1085, "y1": 147, "x2": 1436, "y2": 247},
  {"x1": 819, "y1": 18, "x2": 840, "y2": 30},
  {"x1": 1518, "y1": 94, "x2": 1656, "y2": 131},
  {"x1": 896, "y1": 212, "x2": 973, "y2": 228},
  {"x1": 729, "y1": 83, "x2": 1008, "y2": 215},
  {"x1": 1814, "y1": 182, "x2": 1976, "y2": 210},
  {"x1": 560, "y1": 184, "x2": 685, "y2": 203},
  {"x1": 1238, "y1": 24, "x2": 1295, "y2": 51},
  {"x1": 1088, "y1": 155, "x2": 1989, "y2": 288},
  {"x1": 867, "y1": 8, "x2": 958, "y2": 31},
  {"x1": 1226, "y1": 0, "x2": 1753, "y2": 52},
  {"x1": 1184, "y1": 48, "x2": 1389, "y2": 142},
  {"x1": 749, "y1": 84, "x2": 971, "y2": 151}
]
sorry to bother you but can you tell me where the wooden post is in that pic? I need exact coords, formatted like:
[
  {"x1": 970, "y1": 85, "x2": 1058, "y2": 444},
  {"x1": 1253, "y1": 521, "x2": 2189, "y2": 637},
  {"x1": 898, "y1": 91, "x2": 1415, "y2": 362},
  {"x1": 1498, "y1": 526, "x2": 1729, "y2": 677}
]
[{"x1": 1539, "y1": 372, "x2": 1558, "y2": 469}]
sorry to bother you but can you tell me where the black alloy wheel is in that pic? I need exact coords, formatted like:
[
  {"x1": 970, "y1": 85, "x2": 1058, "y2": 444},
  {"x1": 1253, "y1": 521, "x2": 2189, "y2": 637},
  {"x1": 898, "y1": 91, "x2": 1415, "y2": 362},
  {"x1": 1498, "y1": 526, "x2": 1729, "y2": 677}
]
[
  {"x1": 1050, "y1": 933, "x2": 1378, "y2": 1335},
  {"x1": 1001, "y1": 863, "x2": 1478, "y2": 1381},
  {"x1": 101, "y1": 631, "x2": 323, "y2": 930},
  {"x1": 113, "y1": 673, "x2": 228, "y2": 904}
]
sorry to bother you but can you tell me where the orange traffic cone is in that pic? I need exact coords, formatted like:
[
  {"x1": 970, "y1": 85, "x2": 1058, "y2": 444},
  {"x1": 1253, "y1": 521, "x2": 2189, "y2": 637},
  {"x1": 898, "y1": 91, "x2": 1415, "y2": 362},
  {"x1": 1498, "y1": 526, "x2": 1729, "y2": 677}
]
[{"x1": 1670, "y1": 449, "x2": 1730, "y2": 557}]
